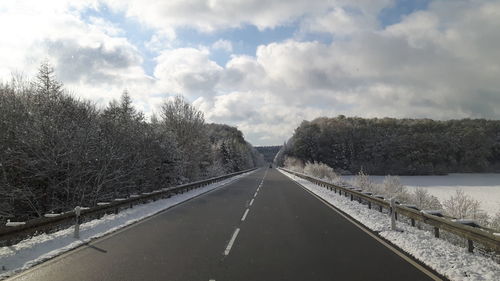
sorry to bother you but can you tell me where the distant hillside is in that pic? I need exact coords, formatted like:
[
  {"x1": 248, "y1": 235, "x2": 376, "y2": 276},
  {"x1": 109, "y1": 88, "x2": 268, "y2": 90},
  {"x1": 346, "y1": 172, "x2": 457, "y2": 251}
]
[
  {"x1": 255, "y1": 146, "x2": 282, "y2": 163},
  {"x1": 281, "y1": 116, "x2": 500, "y2": 175}
]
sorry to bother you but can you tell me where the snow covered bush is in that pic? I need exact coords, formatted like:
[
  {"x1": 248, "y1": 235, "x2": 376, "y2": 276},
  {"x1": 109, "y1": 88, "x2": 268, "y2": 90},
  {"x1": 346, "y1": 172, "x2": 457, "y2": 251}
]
[
  {"x1": 381, "y1": 176, "x2": 412, "y2": 202},
  {"x1": 443, "y1": 190, "x2": 489, "y2": 226},
  {"x1": 410, "y1": 188, "x2": 442, "y2": 210},
  {"x1": 303, "y1": 161, "x2": 342, "y2": 183},
  {"x1": 490, "y1": 211, "x2": 500, "y2": 231},
  {"x1": 283, "y1": 156, "x2": 304, "y2": 173},
  {"x1": 354, "y1": 169, "x2": 379, "y2": 193}
]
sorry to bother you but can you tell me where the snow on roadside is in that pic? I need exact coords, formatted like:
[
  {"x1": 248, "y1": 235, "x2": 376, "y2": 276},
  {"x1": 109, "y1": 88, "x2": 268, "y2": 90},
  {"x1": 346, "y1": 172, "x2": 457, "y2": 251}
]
[
  {"x1": 0, "y1": 170, "x2": 255, "y2": 279},
  {"x1": 279, "y1": 169, "x2": 500, "y2": 281}
]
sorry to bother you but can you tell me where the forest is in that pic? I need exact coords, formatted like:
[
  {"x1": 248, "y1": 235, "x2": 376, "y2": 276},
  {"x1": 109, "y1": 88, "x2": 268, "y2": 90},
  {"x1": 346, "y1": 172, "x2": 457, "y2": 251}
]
[
  {"x1": 279, "y1": 115, "x2": 500, "y2": 175},
  {"x1": 0, "y1": 63, "x2": 263, "y2": 221},
  {"x1": 255, "y1": 146, "x2": 282, "y2": 163}
]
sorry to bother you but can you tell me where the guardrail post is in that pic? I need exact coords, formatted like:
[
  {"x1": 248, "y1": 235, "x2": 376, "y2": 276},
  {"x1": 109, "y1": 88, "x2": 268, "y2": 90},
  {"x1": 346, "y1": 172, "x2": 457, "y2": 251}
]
[
  {"x1": 350, "y1": 194, "x2": 353, "y2": 201},
  {"x1": 74, "y1": 206, "x2": 81, "y2": 239},
  {"x1": 434, "y1": 227, "x2": 440, "y2": 238},
  {"x1": 467, "y1": 239, "x2": 474, "y2": 253},
  {"x1": 411, "y1": 218, "x2": 415, "y2": 227},
  {"x1": 390, "y1": 198, "x2": 396, "y2": 231},
  {"x1": 368, "y1": 201, "x2": 371, "y2": 209}
]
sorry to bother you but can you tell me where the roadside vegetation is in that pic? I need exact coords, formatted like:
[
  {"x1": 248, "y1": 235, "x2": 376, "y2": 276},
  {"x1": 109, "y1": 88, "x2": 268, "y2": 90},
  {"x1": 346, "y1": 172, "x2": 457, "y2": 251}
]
[
  {"x1": 0, "y1": 62, "x2": 263, "y2": 222},
  {"x1": 283, "y1": 157, "x2": 500, "y2": 231}
]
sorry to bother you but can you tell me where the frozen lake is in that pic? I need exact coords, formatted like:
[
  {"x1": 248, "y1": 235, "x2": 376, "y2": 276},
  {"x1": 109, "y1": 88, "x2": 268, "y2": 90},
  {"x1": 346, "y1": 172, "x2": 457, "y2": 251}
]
[{"x1": 342, "y1": 173, "x2": 500, "y2": 215}]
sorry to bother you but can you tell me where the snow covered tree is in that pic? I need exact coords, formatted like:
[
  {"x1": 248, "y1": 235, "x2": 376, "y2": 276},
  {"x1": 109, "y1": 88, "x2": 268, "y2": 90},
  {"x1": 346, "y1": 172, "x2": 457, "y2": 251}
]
[{"x1": 160, "y1": 95, "x2": 211, "y2": 180}]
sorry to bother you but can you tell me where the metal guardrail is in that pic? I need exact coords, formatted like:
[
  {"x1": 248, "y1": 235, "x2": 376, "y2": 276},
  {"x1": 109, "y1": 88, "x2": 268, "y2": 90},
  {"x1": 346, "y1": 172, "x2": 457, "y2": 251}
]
[
  {"x1": 280, "y1": 168, "x2": 500, "y2": 254},
  {"x1": 0, "y1": 168, "x2": 257, "y2": 246}
]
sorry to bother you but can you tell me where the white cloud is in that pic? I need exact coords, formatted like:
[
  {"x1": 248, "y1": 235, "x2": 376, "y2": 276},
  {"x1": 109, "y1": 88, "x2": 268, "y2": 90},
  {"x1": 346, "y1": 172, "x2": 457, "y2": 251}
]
[
  {"x1": 153, "y1": 47, "x2": 223, "y2": 97},
  {"x1": 300, "y1": 7, "x2": 377, "y2": 36},
  {"x1": 103, "y1": 0, "x2": 326, "y2": 31},
  {"x1": 211, "y1": 39, "x2": 233, "y2": 52}
]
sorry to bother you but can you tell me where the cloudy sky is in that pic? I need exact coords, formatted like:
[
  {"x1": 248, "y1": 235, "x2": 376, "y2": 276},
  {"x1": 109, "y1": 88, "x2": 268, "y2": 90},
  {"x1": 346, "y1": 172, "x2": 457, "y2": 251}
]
[{"x1": 1, "y1": 0, "x2": 499, "y2": 145}]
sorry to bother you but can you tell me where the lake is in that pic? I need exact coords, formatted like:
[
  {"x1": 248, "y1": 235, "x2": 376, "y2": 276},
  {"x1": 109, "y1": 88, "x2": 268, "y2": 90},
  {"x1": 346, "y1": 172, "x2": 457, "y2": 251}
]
[{"x1": 342, "y1": 173, "x2": 500, "y2": 215}]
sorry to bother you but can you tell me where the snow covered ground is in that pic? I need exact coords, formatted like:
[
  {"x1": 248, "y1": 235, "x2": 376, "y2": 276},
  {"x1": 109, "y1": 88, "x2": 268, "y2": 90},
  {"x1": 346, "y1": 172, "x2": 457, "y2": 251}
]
[
  {"x1": 281, "y1": 170, "x2": 500, "y2": 281},
  {"x1": 343, "y1": 174, "x2": 500, "y2": 215},
  {"x1": 0, "y1": 170, "x2": 255, "y2": 280}
]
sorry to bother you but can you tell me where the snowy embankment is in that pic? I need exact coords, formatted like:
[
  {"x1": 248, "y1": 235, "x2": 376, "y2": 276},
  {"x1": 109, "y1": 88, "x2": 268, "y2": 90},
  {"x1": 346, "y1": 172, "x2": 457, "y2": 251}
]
[
  {"x1": 280, "y1": 169, "x2": 500, "y2": 281},
  {"x1": 0, "y1": 171, "x2": 254, "y2": 279}
]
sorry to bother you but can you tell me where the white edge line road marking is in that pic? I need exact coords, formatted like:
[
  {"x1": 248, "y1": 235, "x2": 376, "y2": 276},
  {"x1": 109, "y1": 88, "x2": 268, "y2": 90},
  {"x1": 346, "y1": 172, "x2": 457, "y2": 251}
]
[
  {"x1": 224, "y1": 228, "x2": 240, "y2": 255},
  {"x1": 289, "y1": 178, "x2": 444, "y2": 281},
  {"x1": 249, "y1": 198, "x2": 254, "y2": 206},
  {"x1": 241, "y1": 209, "x2": 249, "y2": 221}
]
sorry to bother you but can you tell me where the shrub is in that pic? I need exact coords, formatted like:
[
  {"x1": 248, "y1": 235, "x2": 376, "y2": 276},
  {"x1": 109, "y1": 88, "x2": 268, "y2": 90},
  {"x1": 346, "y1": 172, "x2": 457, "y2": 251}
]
[
  {"x1": 443, "y1": 190, "x2": 489, "y2": 225},
  {"x1": 381, "y1": 176, "x2": 412, "y2": 202},
  {"x1": 284, "y1": 156, "x2": 304, "y2": 173},
  {"x1": 303, "y1": 161, "x2": 342, "y2": 183},
  {"x1": 410, "y1": 188, "x2": 442, "y2": 210},
  {"x1": 490, "y1": 211, "x2": 500, "y2": 231},
  {"x1": 354, "y1": 169, "x2": 378, "y2": 193}
]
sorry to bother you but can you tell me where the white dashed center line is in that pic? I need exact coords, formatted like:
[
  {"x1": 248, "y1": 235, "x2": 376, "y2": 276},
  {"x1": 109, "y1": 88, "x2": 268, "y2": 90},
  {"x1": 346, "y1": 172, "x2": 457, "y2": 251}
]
[
  {"x1": 249, "y1": 198, "x2": 254, "y2": 206},
  {"x1": 241, "y1": 208, "x2": 249, "y2": 221},
  {"x1": 224, "y1": 228, "x2": 240, "y2": 256}
]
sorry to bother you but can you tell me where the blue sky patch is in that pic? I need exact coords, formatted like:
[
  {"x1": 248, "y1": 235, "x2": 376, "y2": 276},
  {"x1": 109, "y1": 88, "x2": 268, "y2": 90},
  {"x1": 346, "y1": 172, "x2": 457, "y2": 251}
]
[{"x1": 379, "y1": 0, "x2": 431, "y2": 27}]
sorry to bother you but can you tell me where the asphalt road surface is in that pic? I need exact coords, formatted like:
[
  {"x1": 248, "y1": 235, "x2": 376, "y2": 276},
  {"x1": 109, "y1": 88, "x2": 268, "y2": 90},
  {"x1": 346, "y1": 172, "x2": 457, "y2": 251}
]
[{"x1": 9, "y1": 168, "x2": 442, "y2": 281}]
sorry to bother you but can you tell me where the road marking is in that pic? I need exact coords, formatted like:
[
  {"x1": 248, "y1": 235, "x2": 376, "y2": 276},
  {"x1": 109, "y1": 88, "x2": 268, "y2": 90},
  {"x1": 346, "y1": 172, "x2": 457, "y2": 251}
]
[
  {"x1": 241, "y1": 209, "x2": 249, "y2": 221},
  {"x1": 289, "y1": 178, "x2": 444, "y2": 281},
  {"x1": 224, "y1": 228, "x2": 240, "y2": 255},
  {"x1": 254, "y1": 192, "x2": 258, "y2": 197},
  {"x1": 249, "y1": 198, "x2": 254, "y2": 206}
]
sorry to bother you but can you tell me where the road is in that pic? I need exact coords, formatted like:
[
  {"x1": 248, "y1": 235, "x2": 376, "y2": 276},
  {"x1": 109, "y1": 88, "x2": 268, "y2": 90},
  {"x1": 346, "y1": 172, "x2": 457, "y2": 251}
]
[{"x1": 9, "y1": 168, "x2": 442, "y2": 281}]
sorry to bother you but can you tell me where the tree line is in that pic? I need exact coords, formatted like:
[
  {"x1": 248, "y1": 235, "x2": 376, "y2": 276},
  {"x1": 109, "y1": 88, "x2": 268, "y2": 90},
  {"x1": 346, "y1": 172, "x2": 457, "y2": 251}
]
[
  {"x1": 254, "y1": 146, "x2": 282, "y2": 163},
  {"x1": 0, "y1": 63, "x2": 263, "y2": 221},
  {"x1": 278, "y1": 115, "x2": 500, "y2": 175}
]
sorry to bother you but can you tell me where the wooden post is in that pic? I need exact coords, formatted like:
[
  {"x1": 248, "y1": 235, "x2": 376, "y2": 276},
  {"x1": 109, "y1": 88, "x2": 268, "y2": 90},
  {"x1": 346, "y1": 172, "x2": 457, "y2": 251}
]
[
  {"x1": 350, "y1": 194, "x2": 353, "y2": 201},
  {"x1": 411, "y1": 218, "x2": 415, "y2": 227},
  {"x1": 434, "y1": 227, "x2": 440, "y2": 238},
  {"x1": 368, "y1": 201, "x2": 371, "y2": 209},
  {"x1": 390, "y1": 198, "x2": 396, "y2": 231},
  {"x1": 468, "y1": 240, "x2": 474, "y2": 253},
  {"x1": 74, "y1": 206, "x2": 81, "y2": 239}
]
